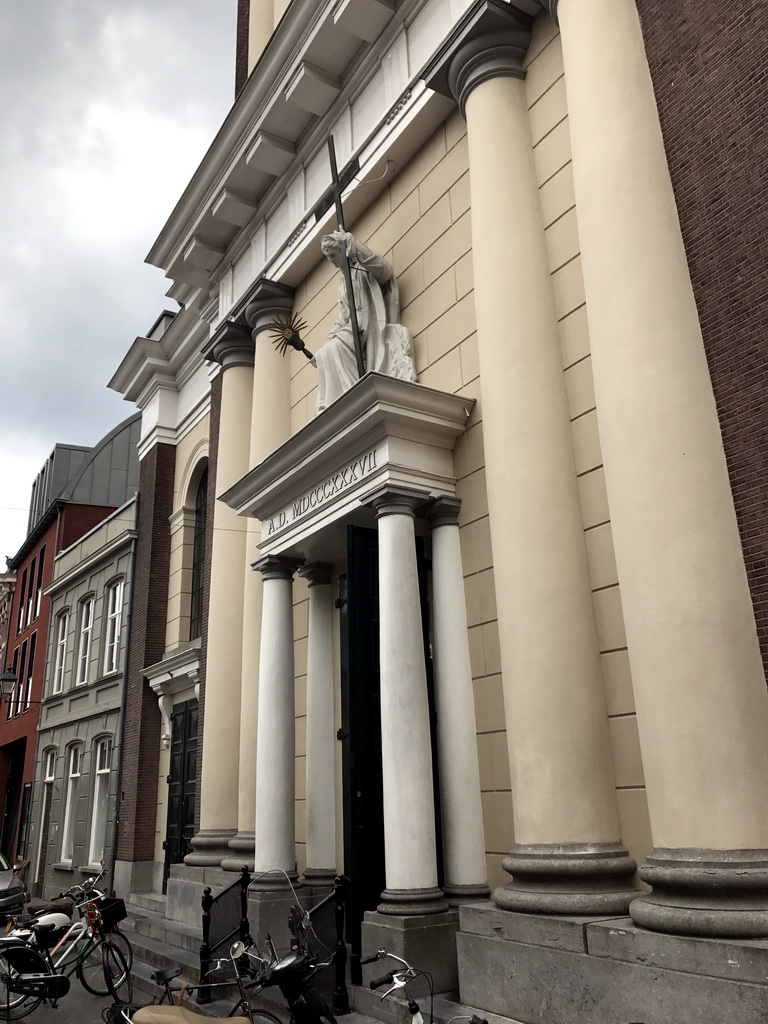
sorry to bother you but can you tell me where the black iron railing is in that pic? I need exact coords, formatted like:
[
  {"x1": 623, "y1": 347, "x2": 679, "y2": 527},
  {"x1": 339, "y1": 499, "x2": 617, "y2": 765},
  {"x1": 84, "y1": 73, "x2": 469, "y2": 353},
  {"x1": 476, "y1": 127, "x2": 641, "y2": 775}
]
[{"x1": 198, "y1": 866, "x2": 252, "y2": 1003}]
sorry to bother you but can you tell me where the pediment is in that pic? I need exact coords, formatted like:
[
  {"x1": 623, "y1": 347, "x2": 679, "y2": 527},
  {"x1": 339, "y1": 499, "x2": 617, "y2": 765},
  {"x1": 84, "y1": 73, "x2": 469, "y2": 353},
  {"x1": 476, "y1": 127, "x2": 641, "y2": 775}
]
[{"x1": 220, "y1": 373, "x2": 473, "y2": 556}]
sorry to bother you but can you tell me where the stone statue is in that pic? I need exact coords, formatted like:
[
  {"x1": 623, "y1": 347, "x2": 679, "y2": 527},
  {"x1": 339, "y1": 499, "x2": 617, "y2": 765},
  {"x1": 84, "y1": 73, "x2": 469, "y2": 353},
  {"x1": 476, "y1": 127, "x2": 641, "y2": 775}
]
[{"x1": 313, "y1": 230, "x2": 417, "y2": 414}]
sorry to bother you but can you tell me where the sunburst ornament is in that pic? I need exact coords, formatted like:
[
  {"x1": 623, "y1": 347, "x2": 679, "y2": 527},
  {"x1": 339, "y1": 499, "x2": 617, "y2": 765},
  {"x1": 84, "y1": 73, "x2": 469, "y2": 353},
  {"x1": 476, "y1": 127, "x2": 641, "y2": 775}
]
[{"x1": 268, "y1": 311, "x2": 313, "y2": 360}]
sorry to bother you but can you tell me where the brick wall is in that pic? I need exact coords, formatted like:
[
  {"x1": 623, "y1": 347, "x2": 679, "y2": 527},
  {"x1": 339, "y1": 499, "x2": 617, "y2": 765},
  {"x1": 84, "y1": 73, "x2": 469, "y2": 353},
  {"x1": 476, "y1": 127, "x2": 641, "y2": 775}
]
[
  {"x1": 637, "y1": 0, "x2": 768, "y2": 677},
  {"x1": 235, "y1": 0, "x2": 250, "y2": 98},
  {"x1": 116, "y1": 443, "x2": 175, "y2": 863},
  {"x1": 194, "y1": 373, "x2": 221, "y2": 830},
  {"x1": 58, "y1": 505, "x2": 116, "y2": 552}
]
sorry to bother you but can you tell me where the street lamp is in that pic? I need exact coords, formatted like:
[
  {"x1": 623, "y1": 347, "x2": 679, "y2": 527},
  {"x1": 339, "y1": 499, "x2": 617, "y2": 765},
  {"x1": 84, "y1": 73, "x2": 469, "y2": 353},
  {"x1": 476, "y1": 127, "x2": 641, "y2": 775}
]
[{"x1": 0, "y1": 668, "x2": 17, "y2": 702}]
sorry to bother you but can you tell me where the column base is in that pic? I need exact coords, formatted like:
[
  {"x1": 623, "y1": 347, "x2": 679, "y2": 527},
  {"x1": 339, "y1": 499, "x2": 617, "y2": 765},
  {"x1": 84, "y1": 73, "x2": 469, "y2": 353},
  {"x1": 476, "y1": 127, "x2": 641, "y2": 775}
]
[
  {"x1": 301, "y1": 867, "x2": 337, "y2": 887},
  {"x1": 631, "y1": 847, "x2": 768, "y2": 938},
  {"x1": 494, "y1": 842, "x2": 638, "y2": 915},
  {"x1": 442, "y1": 881, "x2": 491, "y2": 906},
  {"x1": 359, "y1": 908, "x2": 459, "y2": 1001},
  {"x1": 221, "y1": 831, "x2": 256, "y2": 871},
  {"x1": 250, "y1": 867, "x2": 300, "y2": 892},
  {"x1": 378, "y1": 886, "x2": 449, "y2": 916},
  {"x1": 184, "y1": 828, "x2": 237, "y2": 867}
]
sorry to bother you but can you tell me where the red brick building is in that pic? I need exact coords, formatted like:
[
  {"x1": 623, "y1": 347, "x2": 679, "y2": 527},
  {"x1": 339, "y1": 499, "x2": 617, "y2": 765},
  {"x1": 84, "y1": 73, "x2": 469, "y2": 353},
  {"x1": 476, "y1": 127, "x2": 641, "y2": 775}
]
[{"x1": 0, "y1": 417, "x2": 139, "y2": 865}]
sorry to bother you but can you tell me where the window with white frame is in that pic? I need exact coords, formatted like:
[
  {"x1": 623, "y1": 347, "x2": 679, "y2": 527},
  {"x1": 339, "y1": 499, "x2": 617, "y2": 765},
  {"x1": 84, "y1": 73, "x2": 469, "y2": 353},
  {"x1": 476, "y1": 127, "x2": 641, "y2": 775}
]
[
  {"x1": 52, "y1": 612, "x2": 68, "y2": 694},
  {"x1": 87, "y1": 738, "x2": 112, "y2": 866},
  {"x1": 34, "y1": 547, "x2": 45, "y2": 620},
  {"x1": 61, "y1": 745, "x2": 82, "y2": 863},
  {"x1": 35, "y1": 749, "x2": 57, "y2": 886},
  {"x1": 103, "y1": 580, "x2": 124, "y2": 675},
  {"x1": 23, "y1": 633, "x2": 35, "y2": 711},
  {"x1": 76, "y1": 598, "x2": 94, "y2": 685}
]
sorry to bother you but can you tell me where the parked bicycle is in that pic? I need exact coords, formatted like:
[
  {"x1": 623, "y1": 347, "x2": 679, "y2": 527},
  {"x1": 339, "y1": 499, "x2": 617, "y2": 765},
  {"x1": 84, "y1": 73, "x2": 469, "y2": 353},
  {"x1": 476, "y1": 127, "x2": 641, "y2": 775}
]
[
  {"x1": 365, "y1": 949, "x2": 488, "y2": 1024},
  {"x1": 0, "y1": 874, "x2": 132, "y2": 1018},
  {"x1": 104, "y1": 943, "x2": 280, "y2": 1024},
  {"x1": 13, "y1": 864, "x2": 133, "y2": 995}
]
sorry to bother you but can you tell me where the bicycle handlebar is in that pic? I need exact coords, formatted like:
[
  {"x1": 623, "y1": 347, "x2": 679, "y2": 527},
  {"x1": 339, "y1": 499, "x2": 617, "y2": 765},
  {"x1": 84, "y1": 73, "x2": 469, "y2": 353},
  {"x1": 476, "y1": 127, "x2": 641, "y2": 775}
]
[{"x1": 369, "y1": 972, "x2": 395, "y2": 991}]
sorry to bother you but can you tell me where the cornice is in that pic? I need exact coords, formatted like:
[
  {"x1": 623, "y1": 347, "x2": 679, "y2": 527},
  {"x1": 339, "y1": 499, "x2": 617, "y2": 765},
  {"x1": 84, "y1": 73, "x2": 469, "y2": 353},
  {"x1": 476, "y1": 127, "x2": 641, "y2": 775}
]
[{"x1": 220, "y1": 371, "x2": 474, "y2": 520}]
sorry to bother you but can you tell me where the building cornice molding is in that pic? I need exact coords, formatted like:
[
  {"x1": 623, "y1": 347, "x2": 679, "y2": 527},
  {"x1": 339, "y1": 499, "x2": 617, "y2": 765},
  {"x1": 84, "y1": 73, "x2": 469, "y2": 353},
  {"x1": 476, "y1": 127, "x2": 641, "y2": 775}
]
[{"x1": 47, "y1": 527, "x2": 138, "y2": 596}]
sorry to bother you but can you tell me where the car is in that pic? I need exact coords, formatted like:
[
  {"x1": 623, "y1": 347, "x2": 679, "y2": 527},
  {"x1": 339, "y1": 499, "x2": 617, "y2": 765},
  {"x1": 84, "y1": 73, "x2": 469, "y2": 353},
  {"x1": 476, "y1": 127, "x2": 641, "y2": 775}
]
[{"x1": 0, "y1": 851, "x2": 25, "y2": 922}]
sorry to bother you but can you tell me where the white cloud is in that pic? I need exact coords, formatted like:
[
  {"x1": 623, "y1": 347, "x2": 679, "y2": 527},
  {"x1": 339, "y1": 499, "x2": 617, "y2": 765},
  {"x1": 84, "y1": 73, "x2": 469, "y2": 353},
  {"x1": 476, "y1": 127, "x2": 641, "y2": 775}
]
[{"x1": 0, "y1": 0, "x2": 237, "y2": 561}]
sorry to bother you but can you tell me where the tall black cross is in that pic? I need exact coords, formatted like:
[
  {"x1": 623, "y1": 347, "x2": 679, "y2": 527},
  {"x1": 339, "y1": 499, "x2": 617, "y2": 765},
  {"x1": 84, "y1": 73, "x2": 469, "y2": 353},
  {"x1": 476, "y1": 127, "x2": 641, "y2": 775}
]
[{"x1": 327, "y1": 136, "x2": 365, "y2": 378}]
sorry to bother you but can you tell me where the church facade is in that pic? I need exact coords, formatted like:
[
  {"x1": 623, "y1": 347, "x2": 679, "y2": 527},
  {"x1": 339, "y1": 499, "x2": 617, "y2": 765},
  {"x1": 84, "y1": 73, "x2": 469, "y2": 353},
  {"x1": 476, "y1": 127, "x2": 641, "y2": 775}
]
[{"x1": 110, "y1": 2, "x2": 768, "y2": 1021}]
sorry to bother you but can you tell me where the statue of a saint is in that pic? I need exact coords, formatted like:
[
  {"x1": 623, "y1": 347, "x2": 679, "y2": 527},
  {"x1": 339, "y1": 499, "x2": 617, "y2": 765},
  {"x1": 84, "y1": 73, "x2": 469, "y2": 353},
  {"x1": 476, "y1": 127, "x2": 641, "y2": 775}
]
[{"x1": 313, "y1": 230, "x2": 417, "y2": 414}]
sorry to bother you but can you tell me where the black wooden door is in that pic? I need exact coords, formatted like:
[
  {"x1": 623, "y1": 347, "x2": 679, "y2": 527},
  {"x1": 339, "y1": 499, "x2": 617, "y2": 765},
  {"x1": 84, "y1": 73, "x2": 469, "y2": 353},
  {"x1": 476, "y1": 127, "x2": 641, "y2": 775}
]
[
  {"x1": 340, "y1": 526, "x2": 384, "y2": 982},
  {"x1": 340, "y1": 525, "x2": 441, "y2": 984},
  {"x1": 163, "y1": 699, "x2": 198, "y2": 891}
]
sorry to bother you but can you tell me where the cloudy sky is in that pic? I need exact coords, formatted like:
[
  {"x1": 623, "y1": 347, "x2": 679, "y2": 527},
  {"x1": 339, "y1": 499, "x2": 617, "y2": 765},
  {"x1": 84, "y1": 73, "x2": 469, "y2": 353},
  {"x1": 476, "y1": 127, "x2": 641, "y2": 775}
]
[{"x1": 0, "y1": 0, "x2": 237, "y2": 564}]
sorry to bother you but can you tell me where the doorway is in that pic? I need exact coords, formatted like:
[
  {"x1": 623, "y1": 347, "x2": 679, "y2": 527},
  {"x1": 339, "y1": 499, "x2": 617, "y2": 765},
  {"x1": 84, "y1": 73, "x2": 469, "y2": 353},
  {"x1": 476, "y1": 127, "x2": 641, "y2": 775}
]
[
  {"x1": 339, "y1": 525, "x2": 441, "y2": 983},
  {"x1": 163, "y1": 698, "x2": 198, "y2": 892},
  {"x1": 0, "y1": 739, "x2": 26, "y2": 858}
]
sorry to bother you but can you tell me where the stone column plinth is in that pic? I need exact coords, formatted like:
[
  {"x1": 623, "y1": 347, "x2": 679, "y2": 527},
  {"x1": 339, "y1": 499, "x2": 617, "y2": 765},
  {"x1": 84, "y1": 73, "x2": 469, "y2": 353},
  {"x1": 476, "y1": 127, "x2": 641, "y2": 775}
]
[
  {"x1": 187, "y1": 324, "x2": 254, "y2": 866},
  {"x1": 251, "y1": 554, "x2": 302, "y2": 890},
  {"x1": 223, "y1": 280, "x2": 295, "y2": 872},
  {"x1": 299, "y1": 562, "x2": 337, "y2": 886},
  {"x1": 557, "y1": 0, "x2": 768, "y2": 937},
  {"x1": 371, "y1": 485, "x2": 447, "y2": 916},
  {"x1": 426, "y1": 497, "x2": 489, "y2": 904},
  {"x1": 423, "y1": 1, "x2": 636, "y2": 913}
]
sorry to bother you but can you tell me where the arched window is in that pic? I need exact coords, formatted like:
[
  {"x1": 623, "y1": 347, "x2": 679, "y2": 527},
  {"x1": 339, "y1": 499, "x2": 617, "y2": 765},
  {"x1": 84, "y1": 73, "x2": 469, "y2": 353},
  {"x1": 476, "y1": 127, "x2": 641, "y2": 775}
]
[
  {"x1": 61, "y1": 745, "x2": 82, "y2": 863},
  {"x1": 103, "y1": 579, "x2": 124, "y2": 675},
  {"x1": 88, "y1": 737, "x2": 113, "y2": 866},
  {"x1": 189, "y1": 468, "x2": 208, "y2": 641},
  {"x1": 52, "y1": 611, "x2": 69, "y2": 694},
  {"x1": 76, "y1": 596, "x2": 94, "y2": 685}
]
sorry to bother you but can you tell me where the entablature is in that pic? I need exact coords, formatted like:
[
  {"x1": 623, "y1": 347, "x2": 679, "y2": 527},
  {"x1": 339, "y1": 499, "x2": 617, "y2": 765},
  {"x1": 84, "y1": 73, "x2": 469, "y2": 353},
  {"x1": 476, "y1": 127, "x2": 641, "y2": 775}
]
[{"x1": 147, "y1": 0, "x2": 550, "y2": 309}]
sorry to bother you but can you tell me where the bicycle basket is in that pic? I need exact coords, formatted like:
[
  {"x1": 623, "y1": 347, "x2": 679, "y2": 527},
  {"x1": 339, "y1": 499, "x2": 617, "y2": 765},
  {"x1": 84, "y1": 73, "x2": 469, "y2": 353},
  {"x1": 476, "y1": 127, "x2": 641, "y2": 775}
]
[{"x1": 91, "y1": 896, "x2": 127, "y2": 930}]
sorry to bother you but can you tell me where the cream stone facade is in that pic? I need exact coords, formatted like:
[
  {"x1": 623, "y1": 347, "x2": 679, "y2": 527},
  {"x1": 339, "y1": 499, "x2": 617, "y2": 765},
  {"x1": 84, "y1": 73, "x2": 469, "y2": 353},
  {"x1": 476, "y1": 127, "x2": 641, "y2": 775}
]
[{"x1": 111, "y1": 2, "x2": 768, "y2": 1021}]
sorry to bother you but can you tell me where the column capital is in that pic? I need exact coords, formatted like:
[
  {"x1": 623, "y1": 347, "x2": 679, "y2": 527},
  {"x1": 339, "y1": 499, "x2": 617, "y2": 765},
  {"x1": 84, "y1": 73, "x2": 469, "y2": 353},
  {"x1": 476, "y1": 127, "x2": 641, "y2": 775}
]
[
  {"x1": 424, "y1": 495, "x2": 462, "y2": 528},
  {"x1": 242, "y1": 277, "x2": 296, "y2": 339},
  {"x1": 422, "y1": 0, "x2": 532, "y2": 115},
  {"x1": 298, "y1": 561, "x2": 333, "y2": 587},
  {"x1": 369, "y1": 485, "x2": 431, "y2": 519},
  {"x1": 252, "y1": 554, "x2": 304, "y2": 580},
  {"x1": 202, "y1": 319, "x2": 255, "y2": 369},
  {"x1": 539, "y1": 0, "x2": 559, "y2": 19}
]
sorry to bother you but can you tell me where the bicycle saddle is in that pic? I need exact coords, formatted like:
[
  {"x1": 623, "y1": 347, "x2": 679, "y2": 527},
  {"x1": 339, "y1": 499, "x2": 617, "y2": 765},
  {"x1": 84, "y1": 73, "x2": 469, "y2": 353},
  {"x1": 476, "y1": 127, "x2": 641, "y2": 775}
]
[
  {"x1": 26, "y1": 900, "x2": 73, "y2": 917},
  {"x1": 151, "y1": 966, "x2": 182, "y2": 984},
  {"x1": 134, "y1": 1007, "x2": 248, "y2": 1024},
  {"x1": 29, "y1": 921, "x2": 57, "y2": 934}
]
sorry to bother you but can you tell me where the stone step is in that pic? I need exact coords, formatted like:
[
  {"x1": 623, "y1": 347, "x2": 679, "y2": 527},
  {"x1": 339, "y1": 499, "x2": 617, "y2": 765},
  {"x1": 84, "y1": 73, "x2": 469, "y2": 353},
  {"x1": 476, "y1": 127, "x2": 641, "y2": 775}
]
[
  {"x1": 125, "y1": 899, "x2": 202, "y2": 955},
  {"x1": 130, "y1": 892, "x2": 168, "y2": 914},
  {"x1": 128, "y1": 925, "x2": 203, "y2": 983}
]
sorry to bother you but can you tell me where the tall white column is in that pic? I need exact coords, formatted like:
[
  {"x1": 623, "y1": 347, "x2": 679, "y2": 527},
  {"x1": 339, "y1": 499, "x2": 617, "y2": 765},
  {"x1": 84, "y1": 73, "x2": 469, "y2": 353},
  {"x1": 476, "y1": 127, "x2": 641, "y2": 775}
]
[
  {"x1": 299, "y1": 562, "x2": 337, "y2": 886},
  {"x1": 223, "y1": 281, "x2": 294, "y2": 872},
  {"x1": 251, "y1": 555, "x2": 302, "y2": 889},
  {"x1": 371, "y1": 485, "x2": 447, "y2": 916},
  {"x1": 427, "y1": 498, "x2": 488, "y2": 904},
  {"x1": 423, "y1": 4, "x2": 636, "y2": 912},
  {"x1": 186, "y1": 325, "x2": 254, "y2": 866},
  {"x1": 557, "y1": 0, "x2": 768, "y2": 936}
]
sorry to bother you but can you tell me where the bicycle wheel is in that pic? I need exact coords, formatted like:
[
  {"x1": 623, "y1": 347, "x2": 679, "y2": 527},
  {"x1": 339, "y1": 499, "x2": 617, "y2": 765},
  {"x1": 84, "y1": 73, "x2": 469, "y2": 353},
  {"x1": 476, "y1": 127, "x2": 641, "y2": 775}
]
[
  {"x1": 102, "y1": 940, "x2": 132, "y2": 1002},
  {"x1": 290, "y1": 987, "x2": 337, "y2": 1024},
  {"x1": 247, "y1": 1013, "x2": 283, "y2": 1024},
  {"x1": 77, "y1": 931, "x2": 133, "y2": 996},
  {"x1": 0, "y1": 945, "x2": 49, "y2": 1020}
]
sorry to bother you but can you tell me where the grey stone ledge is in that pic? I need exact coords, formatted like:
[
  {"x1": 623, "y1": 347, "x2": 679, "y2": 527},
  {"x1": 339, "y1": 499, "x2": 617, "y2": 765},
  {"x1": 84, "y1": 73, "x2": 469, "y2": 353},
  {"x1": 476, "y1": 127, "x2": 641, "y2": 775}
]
[{"x1": 587, "y1": 917, "x2": 768, "y2": 988}]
